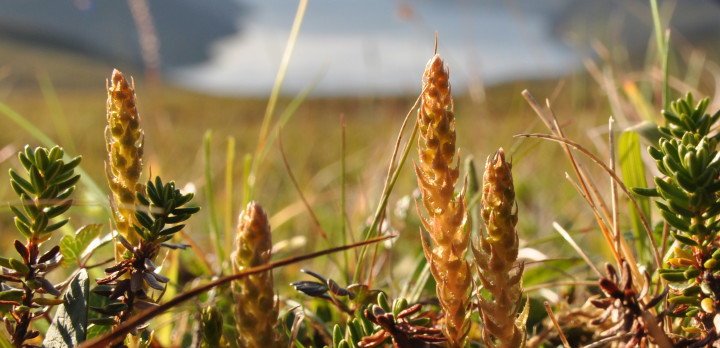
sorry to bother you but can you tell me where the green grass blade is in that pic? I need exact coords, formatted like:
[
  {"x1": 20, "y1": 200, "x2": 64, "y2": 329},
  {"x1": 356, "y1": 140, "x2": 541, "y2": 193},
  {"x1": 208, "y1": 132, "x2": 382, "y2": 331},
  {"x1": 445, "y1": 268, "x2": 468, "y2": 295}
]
[
  {"x1": 242, "y1": 153, "x2": 252, "y2": 207},
  {"x1": 649, "y1": 0, "x2": 664, "y2": 63},
  {"x1": 662, "y1": 29, "x2": 671, "y2": 111},
  {"x1": 204, "y1": 131, "x2": 223, "y2": 263},
  {"x1": 0, "y1": 102, "x2": 105, "y2": 209},
  {"x1": 224, "y1": 136, "x2": 236, "y2": 263},
  {"x1": 248, "y1": 0, "x2": 308, "y2": 201},
  {"x1": 618, "y1": 131, "x2": 652, "y2": 263},
  {"x1": 37, "y1": 71, "x2": 76, "y2": 155},
  {"x1": 352, "y1": 121, "x2": 419, "y2": 284}
]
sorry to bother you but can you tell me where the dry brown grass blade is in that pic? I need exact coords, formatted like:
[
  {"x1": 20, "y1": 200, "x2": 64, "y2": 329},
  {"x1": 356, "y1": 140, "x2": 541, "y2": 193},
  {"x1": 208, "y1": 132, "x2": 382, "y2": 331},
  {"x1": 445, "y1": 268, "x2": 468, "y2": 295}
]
[
  {"x1": 608, "y1": 117, "x2": 622, "y2": 262},
  {"x1": 552, "y1": 222, "x2": 603, "y2": 278},
  {"x1": 78, "y1": 234, "x2": 395, "y2": 348},
  {"x1": 516, "y1": 133, "x2": 661, "y2": 269},
  {"x1": 521, "y1": 91, "x2": 615, "y2": 238},
  {"x1": 353, "y1": 84, "x2": 424, "y2": 284},
  {"x1": 544, "y1": 301, "x2": 570, "y2": 348},
  {"x1": 277, "y1": 129, "x2": 328, "y2": 240}
]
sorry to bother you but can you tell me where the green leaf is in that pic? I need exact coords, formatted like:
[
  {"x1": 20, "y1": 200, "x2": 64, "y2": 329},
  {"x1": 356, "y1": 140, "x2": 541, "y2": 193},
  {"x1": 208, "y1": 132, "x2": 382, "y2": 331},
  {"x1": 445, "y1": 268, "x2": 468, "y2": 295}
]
[
  {"x1": 627, "y1": 121, "x2": 663, "y2": 145},
  {"x1": 619, "y1": 131, "x2": 651, "y2": 261},
  {"x1": 86, "y1": 323, "x2": 113, "y2": 339},
  {"x1": 0, "y1": 331, "x2": 12, "y2": 348},
  {"x1": 59, "y1": 225, "x2": 102, "y2": 267},
  {"x1": 9, "y1": 258, "x2": 29, "y2": 275},
  {"x1": 14, "y1": 217, "x2": 32, "y2": 238},
  {"x1": 43, "y1": 269, "x2": 89, "y2": 348},
  {"x1": 9, "y1": 169, "x2": 33, "y2": 194}
]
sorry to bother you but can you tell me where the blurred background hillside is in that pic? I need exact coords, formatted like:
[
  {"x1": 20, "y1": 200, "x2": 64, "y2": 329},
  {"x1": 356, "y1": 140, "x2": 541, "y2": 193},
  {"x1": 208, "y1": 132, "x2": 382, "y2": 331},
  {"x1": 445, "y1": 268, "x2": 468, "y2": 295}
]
[{"x1": 1, "y1": 0, "x2": 719, "y2": 96}]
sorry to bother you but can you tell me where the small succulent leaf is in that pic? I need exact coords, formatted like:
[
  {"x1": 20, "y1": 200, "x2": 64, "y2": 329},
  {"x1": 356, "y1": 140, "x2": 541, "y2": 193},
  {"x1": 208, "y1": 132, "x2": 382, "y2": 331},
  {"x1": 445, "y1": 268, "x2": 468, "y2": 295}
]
[
  {"x1": 20, "y1": 194, "x2": 38, "y2": 218},
  {"x1": 133, "y1": 225, "x2": 151, "y2": 241},
  {"x1": 88, "y1": 318, "x2": 118, "y2": 326},
  {"x1": 136, "y1": 192, "x2": 149, "y2": 206},
  {"x1": 145, "y1": 184, "x2": 161, "y2": 206},
  {"x1": 33, "y1": 297, "x2": 65, "y2": 306},
  {"x1": 377, "y1": 292, "x2": 391, "y2": 312},
  {"x1": 44, "y1": 202, "x2": 72, "y2": 219},
  {"x1": 42, "y1": 219, "x2": 69, "y2": 234},
  {"x1": 135, "y1": 211, "x2": 154, "y2": 230},
  {"x1": 39, "y1": 186, "x2": 59, "y2": 202},
  {"x1": 29, "y1": 166, "x2": 45, "y2": 193},
  {"x1": 9, "y1": 169, "x2": 33, "y2": 194},
  {"x1": 163, "y1": 214, "x2": 190, "y2": 224},
  {"x1": 290, "y1": 281, "x2": 329, "y2": 297},
  {"x1": 143, "y1": 272, "x2": 165, "y2": 291},
  {"x1": 18, "y1": 152, "x2": 32, "y2": 171},
  {"x1": 659, "y1": 208, "x2": 690, "y2": 232},
  {"x1": 8, "y1": 258, "x2": 29, "y2": 275},
  {"x1": 300, "y1": 269, "x2": 327, "y2": 283},
  {"x1": 47, "y1": 170, "x2": 74, "y2": 187},
  {"x1": 31, "y1": 213, "x2": 49, "y2": 234},
  {"x1": 56, "y1": 187, "x2": 75, "y2": 201},
  {"x1": 44, "y1": 159, "x2": 62, "y2": 179},
  {"x1": 103, "y1": 302, "x2": 130, "y2": 314},
  {"x1": 62, "y1": 156, "x2": 82, "y2": 172},
  {"x1": 150, "y1": 272, "x2": 169, "y2": 284},
  {"x1": 159, "y1": 224, "x2": 184, "y2": 236},
  {"x1": 175, "y1": 193, "x2": 194, "y2": 207},
  {"x1": 671, "y1": 231, "x2": 698, "y2": 247},
  {"x1": 24, "y1": 146, "x2": 35, "y2": 164},
  {"x1": 39, "y1": 277, "x2": 61, "y2": 296},
  {"x1": 38, "y1": 245, "x2": 61, "y2": 264},
  {"x1": 15, "y1": 217, "x2": 33, "y2": 238},
  {"x1": 333, "y1": 325, "x2": 343, "y2": 347},
  {"x1": 48, "y1": 146, "x2": 63, "y2": 161},
  {"x1": 10, "y1": 181, "x2": 28, "y2": 198},
  {"x1": 160, "y1": 242, "x2": 189, "y2": 250},
  {"x1": 34, "y1": 147, "x2": 49, "y2": 171},
  {"x1": 56, "y1": 174, "x2": 81, "y2": 192},
  {"x1": 13, "y1": 240, "x2": 29, "y2": 263},
  {"x1": 0, "y1": 290, "x2": 24, "y2": 302}
]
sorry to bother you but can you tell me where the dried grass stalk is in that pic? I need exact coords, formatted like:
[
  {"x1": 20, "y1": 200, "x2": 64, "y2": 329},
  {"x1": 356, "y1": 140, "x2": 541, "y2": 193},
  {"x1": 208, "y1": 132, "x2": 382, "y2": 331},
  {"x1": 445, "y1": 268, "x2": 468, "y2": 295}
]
[
  {"x1": 105, "y1": 69, "x2": 144, "y2": 259},
  {"x1": 473, "y1": 148, "x2": 525, "y2": 348},
  {"x1": 231, "y1": 202, "x2": 283, "y2": 348},
  {"x1": 414, "y1": 54, "x2": 471, "y2": 347}
]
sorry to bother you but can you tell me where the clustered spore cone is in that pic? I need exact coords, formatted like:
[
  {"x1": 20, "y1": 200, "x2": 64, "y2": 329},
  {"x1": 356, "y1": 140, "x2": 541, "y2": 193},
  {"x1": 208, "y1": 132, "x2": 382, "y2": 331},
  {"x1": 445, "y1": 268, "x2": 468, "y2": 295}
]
[
  {"x1": 231, "y1": 202, "x2": 283, "y2": 348},
  {"x1": 105, "y1": 69, "x2": 145, "y2": 259},
  {"x1": 472, "y1": 148, "x2": 525, "y2": 347},
  {"x1": 414, "y1": 54, "x2": 471, "y2": 347}
]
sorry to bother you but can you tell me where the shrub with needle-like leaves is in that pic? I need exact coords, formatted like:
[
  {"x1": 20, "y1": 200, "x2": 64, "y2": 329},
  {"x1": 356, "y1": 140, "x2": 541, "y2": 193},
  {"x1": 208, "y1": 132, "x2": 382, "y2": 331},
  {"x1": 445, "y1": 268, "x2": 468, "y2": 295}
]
[
  {"x1": 4, "y1": 145, "x2": 80, "y2": 347},
  {"x1": 635, "y1": 93, "x2": 720, "y2": 344},
  {"x1": 92, "y1": 177, "x2": 199, "y2": 347}
]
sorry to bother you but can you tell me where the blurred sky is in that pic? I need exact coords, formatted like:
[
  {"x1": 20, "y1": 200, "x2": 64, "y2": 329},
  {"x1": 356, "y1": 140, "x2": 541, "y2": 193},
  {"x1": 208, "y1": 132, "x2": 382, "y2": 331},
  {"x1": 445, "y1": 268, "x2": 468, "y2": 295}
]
[{"x1": 2, "y1": 0, "x2": 720, "y2": 97}]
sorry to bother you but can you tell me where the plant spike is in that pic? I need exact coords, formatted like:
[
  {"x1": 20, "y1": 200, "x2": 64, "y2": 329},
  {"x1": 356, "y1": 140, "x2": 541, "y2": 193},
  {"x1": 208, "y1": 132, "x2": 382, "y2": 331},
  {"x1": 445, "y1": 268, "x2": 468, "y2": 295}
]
[
  {"x1": 413, "y1": 53, "x2": 471, "y2": 347},
  {"x1": 231, "y1": 202, "x2": 284, "y2": 348},
  {"x1": 105, "y1": 69, "x2": 144, "y2": 261},
  {"x1": 473, "y1": 148, "x2": 526, "y2": 347},
  {"x1": 6, "y1": 145, "x2": 80, "y2": 347}
]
